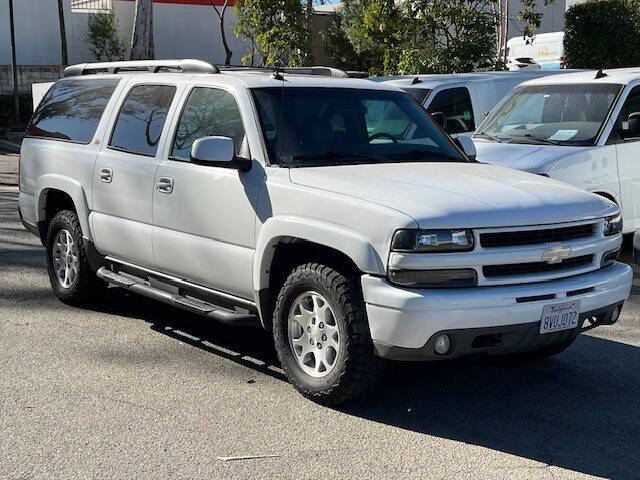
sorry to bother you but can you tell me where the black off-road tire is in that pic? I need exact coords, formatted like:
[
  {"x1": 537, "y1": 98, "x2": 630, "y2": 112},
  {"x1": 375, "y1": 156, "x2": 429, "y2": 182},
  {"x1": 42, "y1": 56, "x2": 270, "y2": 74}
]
[
  {"x1": 273, "y1": 263, "x2": 385, "y2": 405},
  {"x1": 45, "y1": 210, "x2": 105, "y2": 306}
]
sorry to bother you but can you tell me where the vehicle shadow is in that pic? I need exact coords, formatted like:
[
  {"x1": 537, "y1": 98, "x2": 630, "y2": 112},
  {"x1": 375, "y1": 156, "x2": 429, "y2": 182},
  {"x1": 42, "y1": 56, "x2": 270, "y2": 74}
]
[{"x1": 87, "y1": 287, "x2": 640, "y2": 480}]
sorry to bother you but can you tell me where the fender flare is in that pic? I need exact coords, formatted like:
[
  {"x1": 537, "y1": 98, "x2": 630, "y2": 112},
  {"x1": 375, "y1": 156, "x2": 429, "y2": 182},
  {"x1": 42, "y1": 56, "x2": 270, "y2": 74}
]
[
  {"x1": 252, "y1": 216, "x2": 385, "y2": 292},
  {"x1": 36, "y1": 174, "x2": 93, "y2": 241}
]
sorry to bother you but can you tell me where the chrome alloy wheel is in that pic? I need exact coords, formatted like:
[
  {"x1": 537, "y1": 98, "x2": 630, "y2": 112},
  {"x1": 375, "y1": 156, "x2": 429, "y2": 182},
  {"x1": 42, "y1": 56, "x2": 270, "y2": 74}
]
[
  {"x1": 51, "y1": 229, "x2": 79, "y2": 289},
  {"x1": 287, "y1": 291, "x2": 340, "y2": 378}
]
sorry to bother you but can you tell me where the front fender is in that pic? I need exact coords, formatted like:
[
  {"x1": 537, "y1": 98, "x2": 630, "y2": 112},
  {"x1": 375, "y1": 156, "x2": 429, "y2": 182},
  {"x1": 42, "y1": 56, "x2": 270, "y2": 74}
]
[
  {"x1": 253, "y1": 216, "x2": 385, "y2": 292},
  {"x1": 36, "y1": 174, "x2": 92, "y2": 241}
]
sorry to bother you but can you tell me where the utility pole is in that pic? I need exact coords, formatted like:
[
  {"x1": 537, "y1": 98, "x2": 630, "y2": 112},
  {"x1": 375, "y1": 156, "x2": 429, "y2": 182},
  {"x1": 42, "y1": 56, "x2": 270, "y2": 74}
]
[{"x1": 8, "y1": 0, "x2": 20, "y2": 128}]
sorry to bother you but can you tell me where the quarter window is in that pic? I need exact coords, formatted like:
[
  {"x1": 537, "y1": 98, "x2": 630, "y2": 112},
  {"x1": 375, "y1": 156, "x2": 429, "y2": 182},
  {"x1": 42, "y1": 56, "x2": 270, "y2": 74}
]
[
  {"x1": 110, "y1": 84, "x2": 176, "y2": 156},
  {"x1": 426, "y1": 87, "x2": 475, "y2": 134},
  {"x1": 27, "y1": 79, "x2": 119, "y2": 144},
  {"x1": 171, "y1": 87, "x2": 246, "y2": 160}
]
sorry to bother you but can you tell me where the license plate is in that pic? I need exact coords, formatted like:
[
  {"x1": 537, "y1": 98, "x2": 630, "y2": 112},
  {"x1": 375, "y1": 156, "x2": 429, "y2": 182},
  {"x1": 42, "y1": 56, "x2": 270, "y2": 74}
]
[{"x1": 539, "y1": 301, "x2": 581, "y2": 334}]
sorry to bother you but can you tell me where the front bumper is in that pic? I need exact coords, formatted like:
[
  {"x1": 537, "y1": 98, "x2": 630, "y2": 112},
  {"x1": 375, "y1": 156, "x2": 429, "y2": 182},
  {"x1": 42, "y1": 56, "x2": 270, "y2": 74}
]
[{"x1": 362, "y1": 262, "x2": 632, "y2": 360}]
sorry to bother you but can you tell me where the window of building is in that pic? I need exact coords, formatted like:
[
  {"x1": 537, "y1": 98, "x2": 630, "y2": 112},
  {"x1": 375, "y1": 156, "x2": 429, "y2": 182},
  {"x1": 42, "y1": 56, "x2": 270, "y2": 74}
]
[
  {"x1": 26, "y1": 78, "x2": 120, "y2": 144},
  {"x1": 110, "y1": 84, "x2": 176, "y2": 156},
  {"x1": 171, "y1": 87, "x2": 246, "y2": 160},
  {"x1": 70, "y1": 0, "x2": 112, "y2": 13}
]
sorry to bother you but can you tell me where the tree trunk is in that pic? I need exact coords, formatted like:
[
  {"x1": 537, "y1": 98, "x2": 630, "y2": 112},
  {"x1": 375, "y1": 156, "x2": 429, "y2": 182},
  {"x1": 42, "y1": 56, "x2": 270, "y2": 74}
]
[
  {"x1": 57, "y1": 0, "x2": 68, "y2": 65},
  {"x1": 210, "y1": 0, "x2": 233, "y2": 65},
  {"x1": 130, "y1": 0, "x2": 154, "y2": 60}
]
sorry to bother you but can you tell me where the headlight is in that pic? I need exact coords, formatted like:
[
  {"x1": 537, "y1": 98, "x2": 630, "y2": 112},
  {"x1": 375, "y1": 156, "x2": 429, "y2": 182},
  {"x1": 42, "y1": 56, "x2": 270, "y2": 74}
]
[
  {"x1": 392, "y1": 229, "x2": 474, "y2": 252},
  {"x1": 604, "y1": 214, "x2": 622, "y2": 236},
  {"x1": 388, "y1": 268, "x2": 477, "y2": 288}
]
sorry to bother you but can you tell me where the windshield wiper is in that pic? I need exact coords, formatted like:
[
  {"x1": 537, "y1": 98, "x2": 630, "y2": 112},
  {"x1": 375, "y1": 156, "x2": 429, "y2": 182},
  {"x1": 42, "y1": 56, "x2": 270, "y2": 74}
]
[
  {"x1": 473, "y1": 132, "x2": 505, "y2": 143},
  {"x1": 285, "y1": 150, "x2": 386, "y2": 167},
  {"x1": 509, "y1": 134, "x2": 562, "y2": 145},
  {"x1": 384, "y1": 149, "x2": 463, "y2": 162}
]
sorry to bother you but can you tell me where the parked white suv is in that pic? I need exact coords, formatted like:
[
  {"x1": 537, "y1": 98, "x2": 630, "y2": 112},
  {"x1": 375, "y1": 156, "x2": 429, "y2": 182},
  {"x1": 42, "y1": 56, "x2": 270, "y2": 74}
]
[
  {"x1": 19, "y1": 60, "x2": 632, "y2": 405},
  {"x1": 474, "y1": 68, "x2": 640, "y2": 233}
]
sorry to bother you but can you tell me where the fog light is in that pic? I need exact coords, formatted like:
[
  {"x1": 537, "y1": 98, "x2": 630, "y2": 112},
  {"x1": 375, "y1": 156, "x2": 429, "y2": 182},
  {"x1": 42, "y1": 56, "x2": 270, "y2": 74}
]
[
  {"x1": 434, "y1": 334, "x2": 451, "y2": 355},
  {"x1": 611, "y1": 305, "x2": 620, "y2": 323}
]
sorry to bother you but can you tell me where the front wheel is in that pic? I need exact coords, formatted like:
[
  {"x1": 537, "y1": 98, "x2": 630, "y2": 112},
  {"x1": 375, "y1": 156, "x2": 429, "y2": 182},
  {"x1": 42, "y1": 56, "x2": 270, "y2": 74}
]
[{"x1": 273, "y1": 263, "x2": 385, "y2": 405}]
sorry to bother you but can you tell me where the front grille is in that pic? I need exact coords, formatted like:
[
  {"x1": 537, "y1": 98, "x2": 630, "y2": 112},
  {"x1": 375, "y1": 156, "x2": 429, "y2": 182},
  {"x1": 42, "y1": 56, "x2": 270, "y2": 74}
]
[
  {"x1": 483, "y1": 255, "x2": 594, "y2": 278},
  {"x1": 480, "y1": 224, "x2": 596, "y2": 248}
]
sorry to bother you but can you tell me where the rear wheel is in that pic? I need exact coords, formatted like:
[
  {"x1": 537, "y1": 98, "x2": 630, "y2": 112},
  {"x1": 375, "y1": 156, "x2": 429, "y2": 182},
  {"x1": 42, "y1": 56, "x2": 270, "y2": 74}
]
[
  {"x1": 273, "y1": 263, "x2": 385, "y2": 405},
  {"x1": 45, "y1": 210, "x2": 104, "y2": 305}
]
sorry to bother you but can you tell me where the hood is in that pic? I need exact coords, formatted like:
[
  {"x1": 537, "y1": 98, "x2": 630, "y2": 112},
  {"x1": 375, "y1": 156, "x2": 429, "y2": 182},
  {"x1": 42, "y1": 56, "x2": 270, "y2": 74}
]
[
  {"x1": 473, "y1": 139, "x2": 594, "y2": 173},
  {"x1": 289, "y1": 162, "x2": 617, "y2": 229}
]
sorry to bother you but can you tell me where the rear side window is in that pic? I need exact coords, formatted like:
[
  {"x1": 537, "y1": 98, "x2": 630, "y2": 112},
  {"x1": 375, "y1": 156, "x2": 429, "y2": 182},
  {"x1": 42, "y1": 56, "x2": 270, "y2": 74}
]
[
  {"x1": 427, "y1": 87, "x2": 475, "y2": 134},
  {"x1": 171, "y1": 87, "x2": 245, "y2": 160},
  {"x1": 27, "y1": 79, "x2": 119, "y2": 144},
  {"x1": 110, "y1": 84, "x2": 176, "y2": 156}
]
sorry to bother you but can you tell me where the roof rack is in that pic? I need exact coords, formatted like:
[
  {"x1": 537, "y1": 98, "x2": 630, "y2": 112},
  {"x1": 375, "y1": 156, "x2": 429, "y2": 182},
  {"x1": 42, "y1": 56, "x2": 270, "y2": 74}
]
[
  {"x1": 63, "y1": 59, "x2": 219, "y2": 78},
  {"x1": 218, "y1": 65, "x2": 356, "y2": 78}
]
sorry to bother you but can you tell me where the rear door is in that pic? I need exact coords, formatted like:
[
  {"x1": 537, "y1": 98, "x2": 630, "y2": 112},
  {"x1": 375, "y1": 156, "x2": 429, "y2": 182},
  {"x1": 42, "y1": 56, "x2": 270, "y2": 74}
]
[{"x1": 91, "y1": 82, "x2": 178, "y2": 268}]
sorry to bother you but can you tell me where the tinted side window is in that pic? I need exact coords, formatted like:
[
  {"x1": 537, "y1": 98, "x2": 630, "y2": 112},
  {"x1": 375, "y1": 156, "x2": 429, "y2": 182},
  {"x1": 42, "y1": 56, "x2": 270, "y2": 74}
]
[
  {"x1": 427, "y1": 87, "x2": 475, "y2": 134},
  {"x1": 617, "y1": 86, "x2": 640, "y2": 139},
  {"x1": 27, "y1": 79, "x2": 119, "y2": 143},
  {"x1": 171, "y1": 87, "x2": 246, "y2": 160},
  {"x1": 110, "y1": 84, "x2": 176, "y2": 156}
]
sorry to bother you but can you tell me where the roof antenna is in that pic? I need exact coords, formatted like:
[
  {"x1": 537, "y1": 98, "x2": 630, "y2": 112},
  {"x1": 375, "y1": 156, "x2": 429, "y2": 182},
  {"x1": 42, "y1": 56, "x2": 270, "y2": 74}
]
[
  {"x1": 411, "y1": 76, "x2": 421, "y2": 85},
  {"x1": 595, "y1": 69, "x2": 607, "y2": 79},
  {"x1": 270, "y1": 69, "x2": 284, "y2": 80}
]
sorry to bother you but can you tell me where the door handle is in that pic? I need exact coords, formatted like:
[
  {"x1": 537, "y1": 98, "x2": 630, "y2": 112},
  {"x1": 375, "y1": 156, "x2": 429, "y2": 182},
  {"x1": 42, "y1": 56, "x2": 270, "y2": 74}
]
[
  {"x1": 156, "y1": 177, "x2": 174, "y2": 194},
  {"x1": 99, "y1": 168, "x2": 112, "y2": 183}
]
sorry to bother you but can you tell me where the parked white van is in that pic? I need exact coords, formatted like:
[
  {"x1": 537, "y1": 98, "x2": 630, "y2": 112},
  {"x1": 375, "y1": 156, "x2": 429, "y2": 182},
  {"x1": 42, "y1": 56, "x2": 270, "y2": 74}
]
[
  {"x1": 506, "y1": 32, "x2": 565, "y2": 70},
  {"x1": 473, "y1": 68, "x2": 640, "y2": 233},
  {"x1": 378, "y1": 70, "x2": 583, "y2": 137}
]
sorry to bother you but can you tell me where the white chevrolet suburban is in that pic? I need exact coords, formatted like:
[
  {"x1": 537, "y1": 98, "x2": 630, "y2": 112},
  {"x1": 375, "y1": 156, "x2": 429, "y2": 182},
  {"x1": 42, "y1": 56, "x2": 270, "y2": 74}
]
[
  {"x1": 18, "y1": 60, "x2": 632, "y2": 405},
  {"x1": 474, "y1": 68, "x2": 640, "y2": 233}
]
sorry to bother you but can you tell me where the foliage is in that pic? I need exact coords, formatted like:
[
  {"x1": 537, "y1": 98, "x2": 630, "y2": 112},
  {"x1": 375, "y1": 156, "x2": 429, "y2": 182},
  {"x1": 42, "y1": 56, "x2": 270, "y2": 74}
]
[
  {"x1": 333, "y1": 0, "x2": 387, "y2": 73},
  {"x1": 564, "y1": 0, "x2": 640, "y2": 69},
  {"x1": 322, "y1": 13, "x2": 377, "y2": 71},
  {"x1": 87, "y1": 12, "x2": 127, "y2": 62},
  {"x1": 402, "y1": 0, "x2": 498, "y2": 74},
  {"x1": 234, "y1": 0, "x2": 311, "y2": 67},
  {"x1": 333, "y1": 0, "x2": 556, "y2": 75}
]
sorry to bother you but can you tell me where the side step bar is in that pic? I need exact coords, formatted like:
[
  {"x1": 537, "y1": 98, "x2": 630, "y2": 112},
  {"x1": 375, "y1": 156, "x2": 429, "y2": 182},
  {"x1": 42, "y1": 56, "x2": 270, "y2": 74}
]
[{"x1": 97, "y1": 267, "x2": 259, "y2": 327}]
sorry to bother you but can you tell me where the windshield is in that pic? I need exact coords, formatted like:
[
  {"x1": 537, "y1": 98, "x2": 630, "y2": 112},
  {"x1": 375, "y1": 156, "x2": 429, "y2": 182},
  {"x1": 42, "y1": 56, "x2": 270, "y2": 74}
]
[
  {"x1": 251, "y1": 87, "x2": 465, "y2": 166},
  {"x1": 477, "y1": 84, "x2": 622, "y2": 146}
]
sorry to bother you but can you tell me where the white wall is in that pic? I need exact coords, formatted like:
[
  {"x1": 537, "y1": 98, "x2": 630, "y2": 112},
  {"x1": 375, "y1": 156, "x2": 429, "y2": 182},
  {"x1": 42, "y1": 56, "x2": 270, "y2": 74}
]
[
  {"x1": 0, "y1": 0, "x2": 250, "y2": 66},
  {"x1": 509, "y1": 0, "x2": 567, "y2": 36}
]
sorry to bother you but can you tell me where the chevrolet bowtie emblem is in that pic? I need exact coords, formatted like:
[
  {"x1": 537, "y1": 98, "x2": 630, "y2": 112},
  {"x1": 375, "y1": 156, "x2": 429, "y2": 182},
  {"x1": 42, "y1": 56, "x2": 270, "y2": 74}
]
[{"x1": 541, "y1": 245, "x2": 571, "y2": 264}]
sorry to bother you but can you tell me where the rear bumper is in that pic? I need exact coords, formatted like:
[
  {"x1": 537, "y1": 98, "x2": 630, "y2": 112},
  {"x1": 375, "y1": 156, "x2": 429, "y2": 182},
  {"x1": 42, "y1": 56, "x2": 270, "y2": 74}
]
[{"x1": 362, "y1": 262, "x2": 632, "y2": 360}]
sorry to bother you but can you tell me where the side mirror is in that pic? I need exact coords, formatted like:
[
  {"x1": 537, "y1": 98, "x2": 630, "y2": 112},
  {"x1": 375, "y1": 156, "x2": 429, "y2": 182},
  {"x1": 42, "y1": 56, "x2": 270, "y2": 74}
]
[
  {"x1": 454, "y1": 136, "x2": 477, "y2": 161},
  {"x1": 627, "y1": 112, "x2": 640, "y2": 138},
  {"x1": 430, "y1": 111, "x2": 447, "y2": 130},
  {"x1": 190, "y1": 136, "x2": 251, "y2": 172}
]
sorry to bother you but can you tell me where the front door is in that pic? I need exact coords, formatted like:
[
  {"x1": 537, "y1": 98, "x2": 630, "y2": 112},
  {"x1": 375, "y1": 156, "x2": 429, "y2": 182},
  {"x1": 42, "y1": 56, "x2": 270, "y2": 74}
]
[
  {"x1": 613, "y1": 84, "x2": 640, "y2": 231},
  {"x1": 92, "y1": 83, "x2": 178, "y2": 268},
  {"x1": 152, "y1": 86, "x2": 262, "y2": 299},
  {"x1": 424, "y1": 85, "x2": 476, "y2": 137}
]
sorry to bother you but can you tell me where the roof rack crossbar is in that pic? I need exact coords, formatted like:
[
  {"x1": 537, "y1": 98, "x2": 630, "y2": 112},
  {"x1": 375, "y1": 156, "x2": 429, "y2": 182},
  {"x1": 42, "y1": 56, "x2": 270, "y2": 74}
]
[{"x1": 63, "y1": 59, "x2": 219, "y2": 78}]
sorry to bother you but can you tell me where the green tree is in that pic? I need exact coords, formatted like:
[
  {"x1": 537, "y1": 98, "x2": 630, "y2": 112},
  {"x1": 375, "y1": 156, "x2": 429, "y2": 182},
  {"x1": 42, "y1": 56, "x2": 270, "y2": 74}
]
[
  {"x1": 399, "y1": 0, "x2": 498, "y2": 74},
  {"x1": 87, "y1": 12, "x2": 127, "y2": 62},
  {"x1": 564, "y1": 0, "x2": 640, "y2": 69},
  {"x1": 234, "y1": 0, "x2": 311, "y2": 67}
]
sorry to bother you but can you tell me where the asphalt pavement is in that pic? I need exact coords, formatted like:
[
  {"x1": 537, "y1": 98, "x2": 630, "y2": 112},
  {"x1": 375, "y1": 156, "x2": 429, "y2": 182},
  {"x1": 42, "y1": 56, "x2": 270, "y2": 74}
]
[{"x1": 1, "y1": 151, "x2": 639, "y2": 479}]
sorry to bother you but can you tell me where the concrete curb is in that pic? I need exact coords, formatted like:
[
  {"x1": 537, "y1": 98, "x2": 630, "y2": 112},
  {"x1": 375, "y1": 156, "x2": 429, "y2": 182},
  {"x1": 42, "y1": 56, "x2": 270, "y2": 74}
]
[{"x1": 0, "y1": 138, "x2": 21, "y2": 153}]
